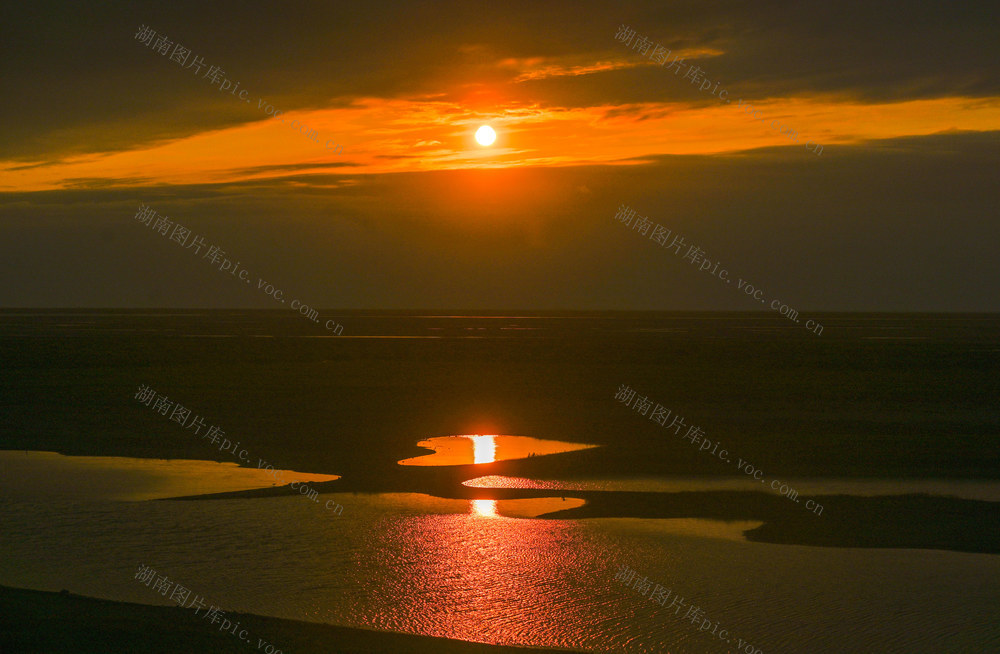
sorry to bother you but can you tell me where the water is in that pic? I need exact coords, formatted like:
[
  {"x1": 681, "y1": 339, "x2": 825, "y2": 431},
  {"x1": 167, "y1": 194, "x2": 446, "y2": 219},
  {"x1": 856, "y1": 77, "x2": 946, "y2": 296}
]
[
  {"x1": 2, "y1": 480, "x2": 998, "y2": 652},
  {"x1": 399, "y1": 434, "x2": 599, "y2": 466},
  {"x1": 0, "y1": 450, "x2": 339, "y2": 502},
  {"x1": 463, "y1": 474, "x2": 1000, "y2": 502},
  {"x1": 1, "y1": 310, "x2": 998, "y2": 652}
]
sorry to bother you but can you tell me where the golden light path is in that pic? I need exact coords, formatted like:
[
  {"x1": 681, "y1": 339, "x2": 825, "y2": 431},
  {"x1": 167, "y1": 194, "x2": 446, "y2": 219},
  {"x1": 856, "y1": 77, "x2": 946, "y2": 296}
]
[
  {"x1": 471, "y1": 434, "x2": 498, "y2": 464},
  {"x1": 398, "y1": 434, "x2": 598, "y2": 518},
  {"x1": 398, "y1": 435, "x2": 598, "y2": 466},
  {"x1": 471, "y1": 498, "x2": 498, "y2": 517},
  {"x1": 471, "y1": 435, "x2": 498, "y2": 516}
]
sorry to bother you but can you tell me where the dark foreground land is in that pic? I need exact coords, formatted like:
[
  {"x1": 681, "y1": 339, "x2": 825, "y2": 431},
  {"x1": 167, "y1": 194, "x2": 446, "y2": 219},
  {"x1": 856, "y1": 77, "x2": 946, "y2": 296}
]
[
  {"x1": 0, "y1": 586, "x2": 586, "y2": 654},
  {"x1": 3, "y1": 311, "x2": 999, "y2": 555},
  {"x1": 2, "y1": 311, "x2": 997, "y2": 482}
]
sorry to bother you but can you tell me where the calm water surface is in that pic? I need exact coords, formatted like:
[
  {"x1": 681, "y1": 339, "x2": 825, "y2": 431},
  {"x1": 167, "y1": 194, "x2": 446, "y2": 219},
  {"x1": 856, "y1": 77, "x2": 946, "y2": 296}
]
[{"x1": 2, "y1": 454, "x2": 999, "y2": 653}]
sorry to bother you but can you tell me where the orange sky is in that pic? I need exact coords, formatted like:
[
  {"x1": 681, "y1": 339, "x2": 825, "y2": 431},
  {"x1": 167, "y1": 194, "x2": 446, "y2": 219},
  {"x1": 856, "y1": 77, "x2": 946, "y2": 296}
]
[
  {"x1": 2, "y1": 1, "x2": 999, "y2": 310},
  {"x1": 5, "y1": 43, "x2": 1000, "y2": 192}
]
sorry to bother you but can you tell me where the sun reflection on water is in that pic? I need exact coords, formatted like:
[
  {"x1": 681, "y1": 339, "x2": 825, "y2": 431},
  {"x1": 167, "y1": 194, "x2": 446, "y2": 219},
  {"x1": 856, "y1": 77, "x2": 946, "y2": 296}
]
[
  {"x1": 398, "y1": 434, "x2": 599, "y2": 466},
  {"x1": 470, "y1": 434, "x2": 497, "y2": 464},
  {"x1": 471, "y1": 498, "x2": 498, "y2": 517},
  {"x1": 396, "y1": 434, "x2": 597, "y2": 518},
  {"x1": 470, "y1": 436, "x2": 498, "y2": 516}
]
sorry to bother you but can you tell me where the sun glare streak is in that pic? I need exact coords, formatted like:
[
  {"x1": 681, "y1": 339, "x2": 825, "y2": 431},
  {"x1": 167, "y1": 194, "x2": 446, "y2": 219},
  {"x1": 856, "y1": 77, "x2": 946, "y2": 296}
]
[
  {"x1": 471, "y1": 434, "x2": 497, "y2": 464},
  {"x1": 469, "y1": 436, "x2": 508, "y2": 515},
  {"x1": 471, "y1": 499, "x2": 498, "y2": 517}
]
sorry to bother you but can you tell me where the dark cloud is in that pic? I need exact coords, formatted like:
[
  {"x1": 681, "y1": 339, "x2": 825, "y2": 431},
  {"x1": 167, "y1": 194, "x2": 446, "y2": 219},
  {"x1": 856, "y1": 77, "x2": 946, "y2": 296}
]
[{"x1": 3, "y1": 1, "x2": 998, "y2": 159}]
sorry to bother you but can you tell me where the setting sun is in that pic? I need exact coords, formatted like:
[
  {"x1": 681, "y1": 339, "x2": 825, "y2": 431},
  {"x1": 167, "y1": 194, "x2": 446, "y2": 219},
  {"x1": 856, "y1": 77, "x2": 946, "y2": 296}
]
[{"x1": 475, "y1": 125, "x2": 496, "y2": 146}]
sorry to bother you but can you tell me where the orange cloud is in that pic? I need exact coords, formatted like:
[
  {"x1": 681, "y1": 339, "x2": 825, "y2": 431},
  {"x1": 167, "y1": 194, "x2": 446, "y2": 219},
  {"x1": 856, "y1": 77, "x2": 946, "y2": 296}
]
[{"x1": 3, "y1": 94, "x2": 1000, "y2": 192}]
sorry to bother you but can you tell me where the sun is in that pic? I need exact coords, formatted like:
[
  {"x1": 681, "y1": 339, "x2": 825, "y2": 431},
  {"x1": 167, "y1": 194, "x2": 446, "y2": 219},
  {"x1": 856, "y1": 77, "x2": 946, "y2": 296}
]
[{"x1": 475, "y1": 125, "x2": 496, "y2": 146}]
